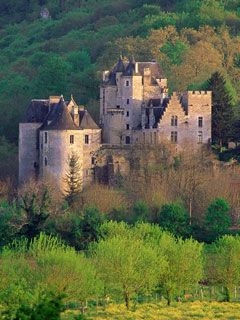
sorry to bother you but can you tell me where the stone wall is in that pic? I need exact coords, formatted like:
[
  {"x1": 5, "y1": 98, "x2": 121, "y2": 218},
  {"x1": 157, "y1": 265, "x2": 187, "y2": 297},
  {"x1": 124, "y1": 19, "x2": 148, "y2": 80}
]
[
  {"x1": 39, "y1": 130, "x2": 84, "y2": 192},
  {"x1": 158, "y1": 92, "x2": 187, "y2": 147},
  {"x1": 82, "y1": 128, "x2": 101, "y2": 185},
  {"x1": 19, "y1": 123, "x2": 42, "y2": 184},
  {"x1": 39, "y1": 128, "x2": 101, "y2": 192},
  {"x1": 184, "y1": 91, "x2": 212, "y2": 145}
]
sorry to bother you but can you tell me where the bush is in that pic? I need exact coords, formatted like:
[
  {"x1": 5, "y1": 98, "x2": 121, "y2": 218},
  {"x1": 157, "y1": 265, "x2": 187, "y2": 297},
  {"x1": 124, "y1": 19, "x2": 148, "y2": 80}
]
[{"x1": 157, "y1": 202, "x2": 190, "y2": 237}]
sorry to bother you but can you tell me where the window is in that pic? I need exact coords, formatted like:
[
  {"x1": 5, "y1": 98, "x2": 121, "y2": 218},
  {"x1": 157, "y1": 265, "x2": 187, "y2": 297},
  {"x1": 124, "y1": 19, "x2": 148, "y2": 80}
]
[
  {"x1": 85, "y1": 135, "x2": 89, "y2": 144},
  {"x1": 126, "y1": 111, "x2": 129, "y2": 117},
  {"x1": 127, "y1": 99, "x2": 130, "y2": 105},
  {"x1": 125, "y1": 136, "x2": 131, "y2": 144},
  {"x1": 91, "y1": 157, "x2": 95, "y2": 165},
  {"x1": 117, "y1": 105, "x2": 120, "y2": 109},
  {"x1": 171, "y1": 131, "x2": 178, "y2": 143},
  {"x1": 70, "y1": 135, "x2": 74, "y2": 144},
  {"x1": 126, "y1": 80, "x2": 129, "y2": 87},
  {"x1": 44, "y1": 132, "x2": 48, "y2": 144},
  {"x1": 198, "y1": 131, "x2": 203, "y2": 143},
  {"x1": 126, "y1": 124, "x2": 130, "y2": 130},
  {"x1": 171, "y1": 116, "x2": 178, "y2": 127},
  {"x1": 198, "y1": 117, "x2": 203, "y2": 127},
  {"x1": 44, "y1": 157, "x2": 48, "y2": 166}
]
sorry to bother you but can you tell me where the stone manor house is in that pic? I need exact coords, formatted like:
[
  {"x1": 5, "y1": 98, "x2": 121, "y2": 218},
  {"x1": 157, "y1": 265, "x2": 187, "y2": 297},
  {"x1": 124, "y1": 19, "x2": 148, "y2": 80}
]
[{"x1": 19, "y1": 57, "x2": 212, "y2": 190}]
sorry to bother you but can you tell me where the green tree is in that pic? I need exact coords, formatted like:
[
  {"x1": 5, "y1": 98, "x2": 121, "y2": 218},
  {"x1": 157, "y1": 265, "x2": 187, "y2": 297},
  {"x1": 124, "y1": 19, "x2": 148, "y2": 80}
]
[
  {"x1": 0, "y1": 234, "x2": 101, "y2": 312},
  {"x1": 3, "y1": 291, "x2": 65, "y2": 320},
  {"x1": 158, "y1": 234, "x2": 203, "y2": 305},
  {"x1": 65, "y1": 154, "x2": 82, "y2": 206},
  {"x1": 80, "y1": 207, "x2": 106, "y2": 249},
  {"x1": 0, "y1": 200, "x2": 20, "y2": 247},
  {"x1": 35, "y1": 55, "x2": 71, "y2": 98},
  {"x1": 157, "y1": 202, "x2": 190, "y2": 237},
  {"x1": 207, "y1": 235, "x2": 240, "y2": 301},
  {"x1": 204, "y1": 198, "x2": 231, "y2": 242},
  {"x1": 160, "y1": 40, "x2": 189, "y2": 65},
  {"x1": 93, "y1": 235, "x2": 163, "y2": 309},
  {"x1": 133, "y1": 200, "x2": 150, "y2": 222},
  {"x1": 208, "y1": 72, "x2": 235, "y2": 146},
  {"x1": 18, "y1": 188, "x2": 51, "y2": 239}
]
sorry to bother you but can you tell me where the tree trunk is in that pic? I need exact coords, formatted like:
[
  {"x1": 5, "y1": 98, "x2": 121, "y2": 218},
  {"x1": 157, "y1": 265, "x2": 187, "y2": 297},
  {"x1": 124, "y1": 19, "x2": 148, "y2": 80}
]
[
  {"x1": 124, "y1": 292, "x2": 130, "y2": 309},
  {"x1": 225, "y1": 286, "x2": 232, "y2": 302},
  {"x1": 166, "y1": 290, "x2": 172, "y2": 306}
]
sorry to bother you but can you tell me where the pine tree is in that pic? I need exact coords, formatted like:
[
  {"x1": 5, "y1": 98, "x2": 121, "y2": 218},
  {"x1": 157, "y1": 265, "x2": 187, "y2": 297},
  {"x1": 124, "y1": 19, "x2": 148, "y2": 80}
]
[
  {"x1": 208, "y1": 72, "x2": 235, "y2": 147},
  {"x1": 64, "y1": 154, "x2": 82, "y2": 206}
]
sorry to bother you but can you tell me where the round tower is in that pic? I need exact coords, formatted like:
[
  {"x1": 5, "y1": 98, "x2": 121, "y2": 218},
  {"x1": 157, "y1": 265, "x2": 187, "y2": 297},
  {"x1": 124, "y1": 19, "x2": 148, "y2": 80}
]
[{"x1": 39, "y1": 97, "x2": 83, "y2": 192}]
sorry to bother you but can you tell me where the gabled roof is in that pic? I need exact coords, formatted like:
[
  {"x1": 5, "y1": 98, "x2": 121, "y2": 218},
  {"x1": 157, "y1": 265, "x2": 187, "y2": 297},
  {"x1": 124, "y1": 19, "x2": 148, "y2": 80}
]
[
  {"x1": 41, "y1": 97, "x2": 79, "y2": 131},
  {"x1": 79, "y1": 110, "x2": 99, "y2": 130}
]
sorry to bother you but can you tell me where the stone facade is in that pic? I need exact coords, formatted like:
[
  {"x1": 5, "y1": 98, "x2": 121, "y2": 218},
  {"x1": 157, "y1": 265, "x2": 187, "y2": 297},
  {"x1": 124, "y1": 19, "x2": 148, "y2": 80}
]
[
  {"x1": 19, "y1": 58, "x2": 212, "y2": 190},
  {"x1": 100, "y1": 57, "x2": 211, "y2": 149},
  {"x1": 19, "y1": 96, "x2": 101, "y2": 191}
]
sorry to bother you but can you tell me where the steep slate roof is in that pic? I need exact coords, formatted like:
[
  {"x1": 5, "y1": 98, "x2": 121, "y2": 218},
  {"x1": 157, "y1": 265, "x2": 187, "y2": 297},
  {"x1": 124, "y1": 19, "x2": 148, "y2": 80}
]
[
  {"x1": 114, "y1": 56, "x2": 125, "y2": 73},
  {"x1": 104, "y1": 58, "x2": 165, "y2": 85},
  {"x1": 137, "y1": 61, "x2": 165, "y2": 79},
  {"x1": 23, "y1": 100, "x2": 50, "y2": 123},
  {"x1": 79, "y1": 110, "x2": 99, "y2": 130},
  {"x1": 123, "y1": 57, "x2": 138, "y2": 76},
  {"x1": 106, "y1": 56, "x2": 128, "y2": 85},
  {"x1": 22, "y1": 95, "x2": 99, "y2": 131},
  {"x1": 41, "y1": 97, "x2": 78, "y2": 131}
]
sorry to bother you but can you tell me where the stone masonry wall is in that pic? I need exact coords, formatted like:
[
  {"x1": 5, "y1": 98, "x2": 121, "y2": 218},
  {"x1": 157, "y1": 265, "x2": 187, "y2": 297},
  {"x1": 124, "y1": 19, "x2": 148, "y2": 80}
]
[
  {"x1": 19, "y1": 123, "x2": 42, "y2": 184},
  {"x1": 40, "y1": 130, "x2": 83, "y2": 192}
]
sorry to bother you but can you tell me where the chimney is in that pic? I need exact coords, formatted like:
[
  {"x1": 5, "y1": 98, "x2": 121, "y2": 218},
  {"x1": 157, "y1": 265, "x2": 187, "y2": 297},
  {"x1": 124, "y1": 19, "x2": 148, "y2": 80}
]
[
  {"x1": 102, "y1": 71, "x2": 109, "y2": 81},
  {"x1": 135, "y1": 62, "x2": 139, "y2": 74},
  {"x1": 149, "y1": 102, "x2": 155, "y2": 129}
]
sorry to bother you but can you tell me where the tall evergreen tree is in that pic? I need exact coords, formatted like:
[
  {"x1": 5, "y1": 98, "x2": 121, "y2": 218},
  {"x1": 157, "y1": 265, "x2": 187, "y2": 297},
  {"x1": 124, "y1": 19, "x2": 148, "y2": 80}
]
[
  {"x1": 208, "y1": 72, "x2": 235, "y2": 147},
  {"x1": 64, "y1": 154, "x2": 82, "y2": 206}
]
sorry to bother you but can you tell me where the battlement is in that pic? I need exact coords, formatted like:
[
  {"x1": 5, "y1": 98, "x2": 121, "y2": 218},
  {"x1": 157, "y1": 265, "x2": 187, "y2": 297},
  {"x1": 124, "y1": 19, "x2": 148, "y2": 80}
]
[{"x1": 187, "y1": 91, "x2": 211, "y2": 96}]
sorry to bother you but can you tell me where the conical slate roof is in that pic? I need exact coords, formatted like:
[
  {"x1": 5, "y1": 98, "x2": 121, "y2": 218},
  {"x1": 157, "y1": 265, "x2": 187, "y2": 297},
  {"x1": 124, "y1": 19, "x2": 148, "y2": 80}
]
[
  {"x1": 114, "y1": 56, "x2": 125, "y2": 73},
  {"x1": 124, "y1": 57, "x2": 137, "y2": 76},
  {"x1": 41, "y1": 97, "x2": 78, "y2": 131},
  {"x1": 79, "y1": 110, "x2": 99, "y2": 130}
]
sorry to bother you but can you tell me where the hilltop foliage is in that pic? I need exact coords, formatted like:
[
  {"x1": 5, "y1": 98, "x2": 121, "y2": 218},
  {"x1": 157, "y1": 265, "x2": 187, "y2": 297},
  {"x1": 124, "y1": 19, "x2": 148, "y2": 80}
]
[{"x1": 0, "y1": 0, "x2": 239, "y2": 148}]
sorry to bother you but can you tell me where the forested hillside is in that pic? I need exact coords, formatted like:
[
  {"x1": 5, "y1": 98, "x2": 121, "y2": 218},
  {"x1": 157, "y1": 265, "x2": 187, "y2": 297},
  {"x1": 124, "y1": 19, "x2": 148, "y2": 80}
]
[{"x1": 0, "y1": 0, "x2": 240, "y2": 176}]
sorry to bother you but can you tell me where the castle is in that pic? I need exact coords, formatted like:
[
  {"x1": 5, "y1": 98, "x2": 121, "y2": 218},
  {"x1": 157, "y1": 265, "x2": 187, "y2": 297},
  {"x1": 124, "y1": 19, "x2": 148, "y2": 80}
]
[{"x1": 19, "y1": 57, "x2": 212, "y2": 191}]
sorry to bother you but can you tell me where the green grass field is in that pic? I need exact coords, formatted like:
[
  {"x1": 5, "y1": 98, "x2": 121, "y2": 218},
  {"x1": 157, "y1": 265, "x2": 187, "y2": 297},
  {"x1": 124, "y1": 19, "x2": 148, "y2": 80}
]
[{"x1": 63, "y1": 302, "x2": 240, "y2": 320}]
